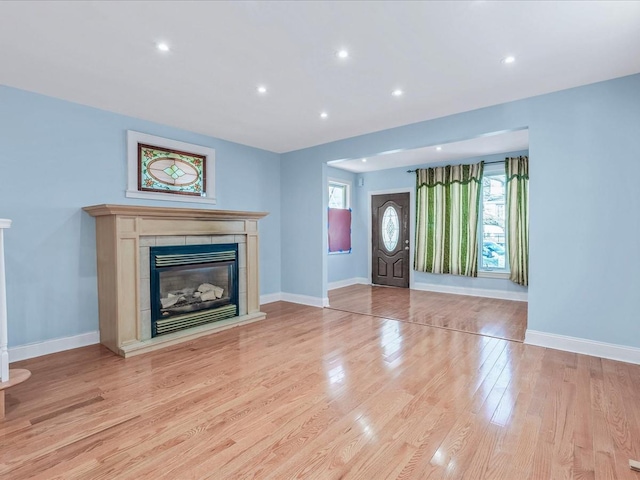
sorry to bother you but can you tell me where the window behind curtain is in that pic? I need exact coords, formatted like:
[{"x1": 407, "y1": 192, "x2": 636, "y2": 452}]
[{"x1": 479, "y1": 165, "x2": 509, "y2": 273}]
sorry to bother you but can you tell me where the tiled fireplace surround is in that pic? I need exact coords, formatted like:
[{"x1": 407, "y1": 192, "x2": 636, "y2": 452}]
[
  {"x1": 84, "y1": 204, "x2": 268, "y2": 357},
  {"x1": 139, "y1": 234, "x2": 248, "y2": 340}
]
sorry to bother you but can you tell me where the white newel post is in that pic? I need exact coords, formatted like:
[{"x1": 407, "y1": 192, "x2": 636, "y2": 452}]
[
  {"x1": 0, "y1": 219, "x2": 30, "y2": 419},
  {"x1": 0, "y1": 219, "x2": 11, "y2": 382}
]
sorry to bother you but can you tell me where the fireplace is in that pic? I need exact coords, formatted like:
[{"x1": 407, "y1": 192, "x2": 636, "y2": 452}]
[
  {"x1": 150, "y1": 243, "x2": 239, "y2": 336},
  {"x1": 83, "y1": 204, "x2": 268, "y2": 357}
]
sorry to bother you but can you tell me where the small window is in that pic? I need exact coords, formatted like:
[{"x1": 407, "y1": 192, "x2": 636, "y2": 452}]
[
  {"x1": 329, "y1": 181, "x2": 349, "y2": 209},
  {"x1": 479, "y1": 165, "x2": 509, "y2": 273},
  {"x1": 328, "y1": 179, "x2": 351, "y2": 254}
]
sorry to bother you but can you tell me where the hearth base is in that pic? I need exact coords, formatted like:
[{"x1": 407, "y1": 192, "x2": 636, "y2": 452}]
[{"x1": 119, "y1": 311, "x2": 266, "y2": 358}]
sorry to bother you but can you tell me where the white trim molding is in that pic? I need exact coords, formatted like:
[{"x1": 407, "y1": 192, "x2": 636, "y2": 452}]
[
  {"x1": 413, "y1": 281, "x2": 527, "y2": 302},
  {"x1": 222, "y1": 291, "x2": 332, "y2": 308},
  {"x1": 0, "y1": 219, "x2": 11, "y2": 382},
  {"x1": 9, "y1": 331, "x2": 100, "y2": 363},
  {"x1": 477, "y1": 271, "x2": 510, "y2": 280},
  {"x1": 280, "y1": 293, "x2": 327, "y2": 308},
  {"x1": 260, "y1": 292, "x2": 283, "y2": 305},
  {"x1": 525, "y1": 330, "x2": 640, "y2": 365},
  {"x1": 126, "y1": 130, "x2": 217, "y2": 205},
  {"x1": 328, "y1": 277, "x2": 369, "y2": 291}
]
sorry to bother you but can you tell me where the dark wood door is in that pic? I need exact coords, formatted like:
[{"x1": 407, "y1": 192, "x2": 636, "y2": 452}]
[{"x1": 372, "y1": 193, "x2": 410, "y2": 288}]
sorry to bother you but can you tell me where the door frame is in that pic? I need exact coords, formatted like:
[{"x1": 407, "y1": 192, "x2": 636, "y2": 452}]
[{"x1": 368, "y1": 187, "x2": 415, "y2": 289}]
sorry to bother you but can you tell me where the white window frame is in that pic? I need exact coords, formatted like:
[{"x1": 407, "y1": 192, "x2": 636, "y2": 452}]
[
  {"x1": 328, "y1": 178, "x2": 352, "y2": 255},
  {"x1": 478, "y1": 164, "x2": 510, "y2": 278},
  {"x1": 126, "y1": 130, "x2": 217, "y2": 204},
  {"x1": 328, "y1": 178, "x2": 351, "y2": 210}
]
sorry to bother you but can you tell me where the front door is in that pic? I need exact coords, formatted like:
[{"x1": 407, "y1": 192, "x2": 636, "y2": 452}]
[{"x1": 372, "y1": 193, "x2": 410, "y2": 288}]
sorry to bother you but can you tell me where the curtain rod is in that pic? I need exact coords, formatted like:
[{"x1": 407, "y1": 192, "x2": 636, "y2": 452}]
[{"x1": 406, "y1": 159, "x2": 504, "y2": 173}]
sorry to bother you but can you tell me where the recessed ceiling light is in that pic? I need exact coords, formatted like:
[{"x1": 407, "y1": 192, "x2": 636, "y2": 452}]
[
  {"x1": 337, "y1": 49, "x2": 349, "y2": 59},
  {"x1": 157, "y1": 42, "x2": 170, "y2": 52},
  {"x1": 391, "y1": 89, "x2": 404, "y2": 97},
  {"x1": 362, "y1": 158, "x2": 367, "y2": 162},
  {"x1": 501, "y1": 56, "x2": 515, "y2": 64},
  {"x1": 320, "y1": 112, "x2": 328, "y2": 119},
  {"x1": 436, "y1": 146, "x2": 442, "y2": 151},
  {"x1": 257, "y1": 85, "x2": 267, "y2": 94}
]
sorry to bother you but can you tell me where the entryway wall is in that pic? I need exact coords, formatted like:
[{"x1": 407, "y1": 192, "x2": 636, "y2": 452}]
[
  {"x1": 342, "y1": 150, "x2": 529, "y2": 301},
  {"x1": 326, "y1": 166, "x2": 363, "y2": 290},
  {"x1": 284, "y1": 75, "x2": 640, "y2": 360}
]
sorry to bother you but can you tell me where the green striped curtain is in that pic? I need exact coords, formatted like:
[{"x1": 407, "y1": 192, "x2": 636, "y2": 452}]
[
  {"x1": 414, "y1": 162, "x2": 484, "y2": 276},
  {"x1": 506, "y1": 156, "x2": 529, "y2": 286}
]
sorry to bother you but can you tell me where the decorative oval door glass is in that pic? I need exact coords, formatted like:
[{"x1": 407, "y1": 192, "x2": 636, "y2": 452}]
[{"x1": 381, "y1": 206, "x2": 399, "y2": 251}]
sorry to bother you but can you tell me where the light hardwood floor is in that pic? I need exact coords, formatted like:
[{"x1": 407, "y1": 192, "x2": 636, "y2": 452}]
[
  {"x1": 328, "y1": 284, "x2": 528, "y2": 342},
  {"x1": 2, "y1": 301, "x2": 639, "y2": 479}
]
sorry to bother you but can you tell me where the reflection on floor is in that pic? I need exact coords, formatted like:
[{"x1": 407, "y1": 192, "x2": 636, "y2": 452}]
[
  {"x1": 4, "y1": 302, "x2": 638, "y2": 479},
  {"x1": 328, "y1": 284, "x2": 527, "y2": 342}
]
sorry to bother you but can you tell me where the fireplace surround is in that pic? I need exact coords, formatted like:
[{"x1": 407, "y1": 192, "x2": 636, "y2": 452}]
[{"x1": 84, "y1": 204, "x2": 268, "y2": 357}]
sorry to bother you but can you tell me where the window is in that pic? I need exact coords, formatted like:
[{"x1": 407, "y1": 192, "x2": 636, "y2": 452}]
[
  {"x1": 126, "y1": 130, "x2": 216, "y2": 205},
  {"x1": 381, "y1": 206, "x2": 399, "y2": 251},
  {"x1": 328, "y1": 179, "x2": 351, "y2": 254},
  {"x1": 479, "y1": 164, "x2": 509, "y2": 273},
  {"x1": 328, "y1": 181, "x2": 349, "y2": 209}
]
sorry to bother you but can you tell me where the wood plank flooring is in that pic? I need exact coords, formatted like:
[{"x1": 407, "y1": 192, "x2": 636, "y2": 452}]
[
  {"x1": 2, "y1": 301, "x2": 639, "y2": 479},
  {"x1": 328, "y1": 284, "x2": 527, "y2": 342}
]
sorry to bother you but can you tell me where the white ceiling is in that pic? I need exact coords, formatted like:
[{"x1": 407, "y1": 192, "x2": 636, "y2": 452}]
[
  {"x1": 328, "y1": 129, "x2": 529, "y2": 173},
  {"x1": 1, "y1": 1, "x2": 639, "y2": 153}
]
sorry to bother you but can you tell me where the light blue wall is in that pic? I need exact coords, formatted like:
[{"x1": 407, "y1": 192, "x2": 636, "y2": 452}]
[
  {"x1": 349, "y1": 151, "x2": 529, "y2": 295},
  {"x1": 280, "y1": 159, "x2": 325, "y2": 297},
  {"x1": 3, "y1": 74, "x2": 640, "y2": 351},
  {"x1": 326, "y1": 167, "x2": 358, "y2": 284},
  {"x1": 281, "y1": 73, "x2": 640, "y2": 348},
  {"x1": 0, "y1": 86, "x2": 281, "y2": 348}
]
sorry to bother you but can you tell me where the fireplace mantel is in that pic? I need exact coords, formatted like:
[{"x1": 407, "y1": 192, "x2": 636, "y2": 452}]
[
  {"x1": 83, "y1": 204, "x2": 268, "y2": 221},
  {"x1": 84, "y1": 204, "x2": 268, "y2": 357}
]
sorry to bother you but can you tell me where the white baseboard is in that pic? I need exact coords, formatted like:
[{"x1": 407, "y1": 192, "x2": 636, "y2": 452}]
[
  {"x1": 9, "y1": 331, "x2": 100, "y2": 363},
  {"x1": 260, "y1": 292, "x2": 328, "y2": 307},
  {"x1": 412, "y1": 282, "x2": 527, "y2": 302},
  {"x1": 525, "y1": 330, "x2": 640, "y2": 365},
  {"x1": 260, "y1": 292, "x2": 283, "y2": 305},
  {"x1": 280, "y1": 292, "x2": 326, "y2": 308},
  {"x1": 328, "y1": 277, "x2": 369, "y2": 291}
]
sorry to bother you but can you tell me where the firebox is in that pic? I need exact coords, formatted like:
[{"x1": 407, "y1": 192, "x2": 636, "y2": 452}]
[{"x1": 149, "y1": 243, "x2": 239, "y2": 337}]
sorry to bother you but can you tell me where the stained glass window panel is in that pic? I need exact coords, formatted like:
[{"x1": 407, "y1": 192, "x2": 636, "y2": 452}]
[
  {"x1": 138, "y1": 144, "x2": 206, "y2": 196},
  {"x1": 382, "y1": 206, "x2": 399, "y2": 251}
]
